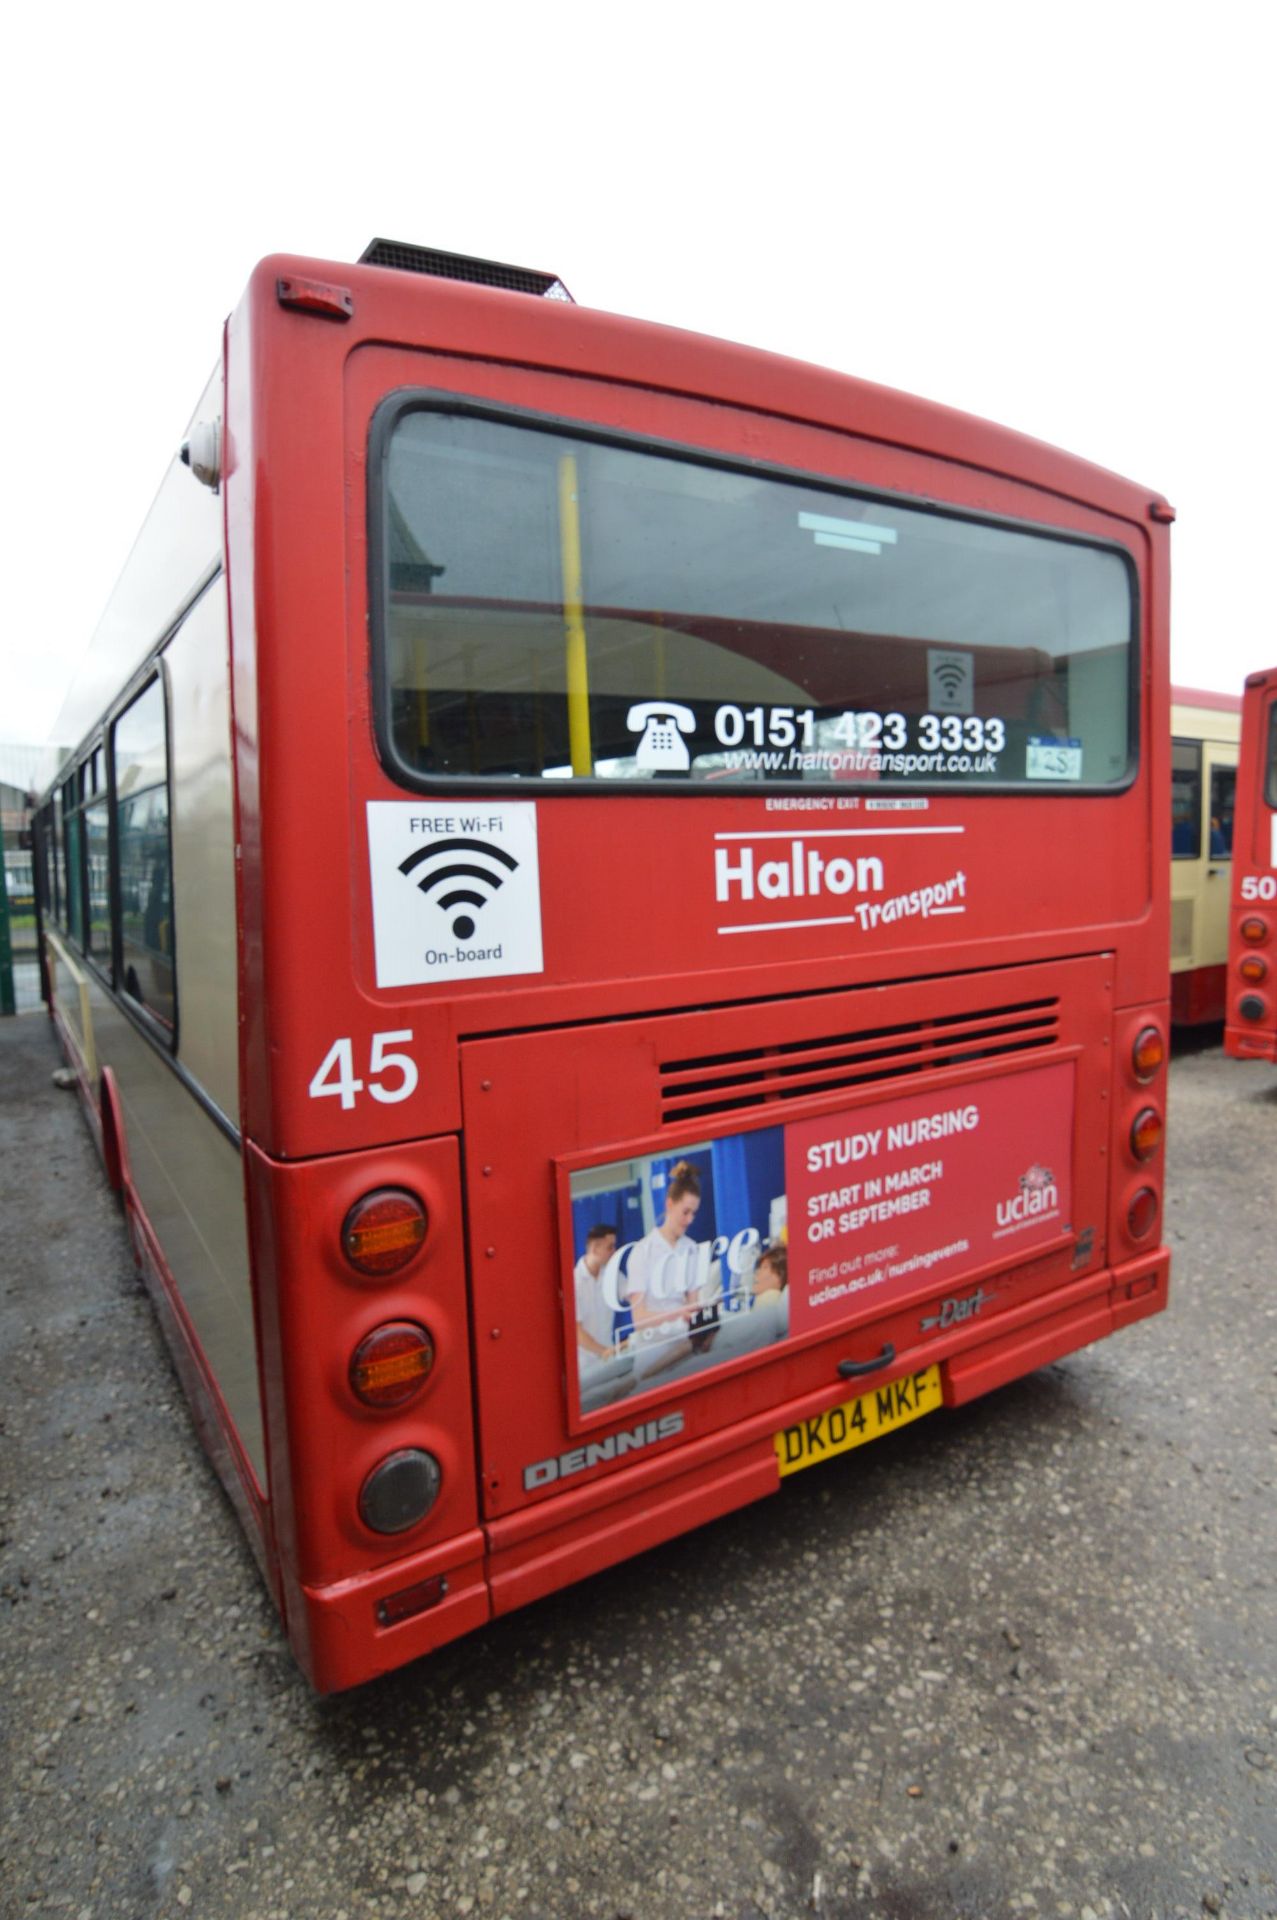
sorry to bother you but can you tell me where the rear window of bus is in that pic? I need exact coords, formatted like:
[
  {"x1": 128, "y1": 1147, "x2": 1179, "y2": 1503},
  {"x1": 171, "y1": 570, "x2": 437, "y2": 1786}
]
[{"x1": 372, "y1": 407, "x2": 1136, "y2": 793}]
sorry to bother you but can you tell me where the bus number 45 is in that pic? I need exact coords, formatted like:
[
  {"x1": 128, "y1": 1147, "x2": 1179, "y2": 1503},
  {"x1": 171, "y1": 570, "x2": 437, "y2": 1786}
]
[{"x1": 308, "y1": 1031, "x2": 419, "y2": 1109}]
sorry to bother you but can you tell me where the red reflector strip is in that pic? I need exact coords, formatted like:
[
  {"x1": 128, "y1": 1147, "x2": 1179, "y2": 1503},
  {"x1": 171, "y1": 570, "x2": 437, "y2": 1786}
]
[
  {"x1": 276, "y1": 275, "x2": 354, "y2": 320},
  {"x1": 376, "y1": 1574, "x2": 449, "y2": 1627}
]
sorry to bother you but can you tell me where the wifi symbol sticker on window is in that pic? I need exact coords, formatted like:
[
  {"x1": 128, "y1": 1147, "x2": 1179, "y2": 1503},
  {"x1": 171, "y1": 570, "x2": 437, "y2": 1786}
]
[
  {"x1": 927, "y1": 648, "x2": 974, "y2": 715},
  {"x1": 366, "y1": 802, "x2": 544, "y2": 988}
]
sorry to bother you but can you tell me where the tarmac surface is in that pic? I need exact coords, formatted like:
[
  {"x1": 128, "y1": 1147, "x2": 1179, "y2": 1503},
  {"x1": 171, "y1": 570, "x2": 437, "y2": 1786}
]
[{"x1": 1, "y1": 1010, "x2": 1275, "y2": 1920}]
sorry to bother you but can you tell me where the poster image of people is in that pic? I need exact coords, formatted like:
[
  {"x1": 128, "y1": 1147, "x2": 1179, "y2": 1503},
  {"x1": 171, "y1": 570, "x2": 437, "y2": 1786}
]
[
  {"x1": 566, "y1": 1063, "x2": 1075, "y2": 1416},
  {"x1": 568, "y1": 1131, "x2": 789, "y2": 1414}
]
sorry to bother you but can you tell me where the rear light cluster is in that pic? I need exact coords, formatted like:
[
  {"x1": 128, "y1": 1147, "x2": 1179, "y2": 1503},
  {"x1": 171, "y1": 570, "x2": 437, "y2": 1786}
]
[
  {"x1": 343, "y1": 1188, "x2": 428, "y2": 1274},
  {"x1": 350, "y1": 1322, "x2": 435, "y2": 1408},
  {"x1": 1236, "y1": 914, "x2": 1271, "y2": 1023},
  {"x1": 341, "y1": 1186, "x2": 442, "y2": 1538},
  {"x1": 1122, "y1": 1021, "x2": 1166, "y2": 1244}
]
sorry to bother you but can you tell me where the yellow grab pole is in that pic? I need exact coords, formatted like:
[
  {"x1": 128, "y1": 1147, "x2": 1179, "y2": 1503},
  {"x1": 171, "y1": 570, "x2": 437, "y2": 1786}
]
[{"x1": 558, "y1": 455, "x2": 592, "y2": 777}]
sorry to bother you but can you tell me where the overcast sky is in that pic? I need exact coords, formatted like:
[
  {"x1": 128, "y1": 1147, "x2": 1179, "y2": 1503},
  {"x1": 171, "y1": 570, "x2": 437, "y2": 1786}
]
[{"x1": 3, "y1": 0, "x2": 1273, "y2": 751}]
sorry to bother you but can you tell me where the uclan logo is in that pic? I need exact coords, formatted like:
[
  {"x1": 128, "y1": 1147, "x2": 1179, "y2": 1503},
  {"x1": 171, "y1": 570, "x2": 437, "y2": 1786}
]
[{"x1": 996, "y1": 1164, "x2": 1059, "y2": 1228}]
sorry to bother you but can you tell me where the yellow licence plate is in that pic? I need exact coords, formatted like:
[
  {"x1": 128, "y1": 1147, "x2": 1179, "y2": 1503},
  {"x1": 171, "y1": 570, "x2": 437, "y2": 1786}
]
[{"x1": 774, "y1": 1365, "x2": 943, "y2": 1478}]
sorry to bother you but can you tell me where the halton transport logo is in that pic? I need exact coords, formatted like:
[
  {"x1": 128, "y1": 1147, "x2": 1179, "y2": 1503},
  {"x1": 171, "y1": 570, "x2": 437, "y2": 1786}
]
[{"x1": 712, "y1": 824, "x2": 968, "y2": 937}]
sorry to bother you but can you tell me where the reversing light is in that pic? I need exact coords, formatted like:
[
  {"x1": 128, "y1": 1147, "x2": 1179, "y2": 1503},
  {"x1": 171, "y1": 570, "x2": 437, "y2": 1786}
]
[
  {"x1": 1239, "y1": 994, "x2": 1267, "y2": 1023},
  {"x1": 1130, "y1": 1108, "x2": 1163, "y2": 1161},
  {"x1": 1131, "y1": 1025, "x2": 1165, "y2": 1081},
  {"x1": 1240, "y1": 916, "x2": 1269, "y2": 945},
  {"x1": 359, "y1": 1449, "x2": 442, "y2": 1534},
  {"x1": 1239, "y1": 954, "x2": 1268, "y2": 983},
  {"x1": 1127, "y1": 1187, "x2": 1159, "y2": 1240},
  {"x1": 350, "y1": 1322, "x2": 435, "y2": 1408},
  {"x1": 342, "y1": 1189, "x2": 427, "y2": 1276}
]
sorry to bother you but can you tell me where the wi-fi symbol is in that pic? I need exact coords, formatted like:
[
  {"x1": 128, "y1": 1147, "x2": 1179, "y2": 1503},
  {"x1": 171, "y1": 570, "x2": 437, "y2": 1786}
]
[
  {"x1": 399, "y1": 837, "x2": 519, "y2": 941},
  {"x1": 932, "y1": 659, "x2": 968, "y2": 704}
]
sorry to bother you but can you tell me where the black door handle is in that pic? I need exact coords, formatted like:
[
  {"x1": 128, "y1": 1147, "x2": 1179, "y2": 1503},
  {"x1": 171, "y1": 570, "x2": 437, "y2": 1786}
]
[{"x1": 837, "y1": 1343, "x2": 896, "y2": 1380}]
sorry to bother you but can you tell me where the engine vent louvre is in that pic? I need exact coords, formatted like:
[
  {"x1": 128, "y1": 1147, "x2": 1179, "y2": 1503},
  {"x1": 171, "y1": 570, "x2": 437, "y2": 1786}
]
[
  {"x1": 660, "y1": 997, "x2": 1060, "y2": 1123},
  {"x1": 358, "y1": 238, "x2": 574, "y2": 301}
]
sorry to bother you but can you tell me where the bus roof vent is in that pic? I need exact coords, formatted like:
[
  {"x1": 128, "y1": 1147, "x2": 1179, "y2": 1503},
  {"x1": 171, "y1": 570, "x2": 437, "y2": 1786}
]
[{"x1": 358, "y1": 239, "x2": 574, "y2": 302}]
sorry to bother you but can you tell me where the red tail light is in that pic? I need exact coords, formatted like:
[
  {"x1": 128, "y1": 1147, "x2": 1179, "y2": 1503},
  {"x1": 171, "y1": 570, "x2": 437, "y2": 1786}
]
[
  {"x1": 1131, "y1": 1025, "x2": 1165, "y2": 1081},
  {"x1": 1240, "y1": 916, "x2": 1269, "y2": 945},
  {"x1": 1130, "y1": 1108, "x2": 1163, "y2": 1161},
  {"x1": 342, "y1": 1189, "x2": 427, "y2": 1276},
  {"x1": 350, "y1": 1322, "x2": 435, "y2": 1408},
  {"x1": 1127, "y1": 1187, "x2": 1159, "y2": 1240}
]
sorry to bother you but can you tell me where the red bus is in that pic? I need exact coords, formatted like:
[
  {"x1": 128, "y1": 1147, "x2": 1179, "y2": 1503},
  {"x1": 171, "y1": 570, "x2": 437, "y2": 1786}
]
[
  {"x1": 1225, "y1": 665, "x2": 1277, "y2": 1060},
  {"x1": 34, "y1": 241, "x2": 1173, "y2": 1691}
]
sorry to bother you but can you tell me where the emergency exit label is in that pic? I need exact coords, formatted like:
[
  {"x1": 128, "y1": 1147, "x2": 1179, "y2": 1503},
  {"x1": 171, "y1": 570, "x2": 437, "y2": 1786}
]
[{"x1": 367, "y1": 801, "x2": 544, "y2": 987}]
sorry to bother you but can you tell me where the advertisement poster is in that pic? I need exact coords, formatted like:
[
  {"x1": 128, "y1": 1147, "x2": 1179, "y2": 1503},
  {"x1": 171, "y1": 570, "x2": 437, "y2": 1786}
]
[{"x1": 567, "y1": 1063, "x2": 1073, "y2": 1414}]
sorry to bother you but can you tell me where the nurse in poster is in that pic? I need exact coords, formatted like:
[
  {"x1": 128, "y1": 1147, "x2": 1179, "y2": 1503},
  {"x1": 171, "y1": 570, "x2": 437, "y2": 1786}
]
[{"x1": 568, "y1": 1133, "x2": 790, "y2": 1413}]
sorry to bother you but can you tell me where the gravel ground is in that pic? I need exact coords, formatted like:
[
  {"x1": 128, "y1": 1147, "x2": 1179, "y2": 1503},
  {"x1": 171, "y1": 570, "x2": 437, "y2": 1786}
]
[{"x1": 1, "y1": 1011, "x2": 1275, "y2": 1920}]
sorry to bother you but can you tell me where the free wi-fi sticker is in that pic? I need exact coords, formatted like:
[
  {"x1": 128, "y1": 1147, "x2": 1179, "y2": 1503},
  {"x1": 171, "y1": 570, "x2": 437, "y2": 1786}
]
[{"x1": 366, "y1": 802, "x2": 544, "y2": 987}]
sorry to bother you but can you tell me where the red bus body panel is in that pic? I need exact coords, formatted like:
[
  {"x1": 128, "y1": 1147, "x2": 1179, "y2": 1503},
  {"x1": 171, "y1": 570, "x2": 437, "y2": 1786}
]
[{"x1": 1225, "y1": 666, "x2": 1277, "y2": 1060}]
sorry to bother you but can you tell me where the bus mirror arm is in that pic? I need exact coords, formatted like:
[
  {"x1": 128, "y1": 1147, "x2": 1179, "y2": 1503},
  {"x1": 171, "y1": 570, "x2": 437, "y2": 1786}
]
[{"x1": 836, "y1": 1343, "x2": 896, "y2": 1379}]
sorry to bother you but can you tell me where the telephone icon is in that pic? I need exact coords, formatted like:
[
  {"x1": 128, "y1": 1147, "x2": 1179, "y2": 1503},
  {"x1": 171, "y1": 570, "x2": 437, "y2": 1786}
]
[{"x1": 626, "y1": 701, "x2": 696, "y2": 772}]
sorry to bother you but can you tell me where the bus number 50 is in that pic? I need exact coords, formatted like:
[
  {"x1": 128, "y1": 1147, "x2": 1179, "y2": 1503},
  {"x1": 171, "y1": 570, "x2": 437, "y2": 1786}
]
[{"x1": 308, "y1": 1031, "x2": 419, "y2": 1109}]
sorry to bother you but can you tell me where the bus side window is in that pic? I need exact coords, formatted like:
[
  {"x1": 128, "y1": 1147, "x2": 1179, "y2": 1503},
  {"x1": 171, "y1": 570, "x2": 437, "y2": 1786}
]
[
  {"x1": 63, "y1": 769, "x2": 86, "y2": 946},
  {"x1": 1171, "y1": 738, "x2": 1202, "y2": 858},
  {"x1": 112, "y1": 676, "x2": 176, "y2": 1036},
  {"x1": 1209, "y1": 764, "x2": 1235, "y2": 860}
]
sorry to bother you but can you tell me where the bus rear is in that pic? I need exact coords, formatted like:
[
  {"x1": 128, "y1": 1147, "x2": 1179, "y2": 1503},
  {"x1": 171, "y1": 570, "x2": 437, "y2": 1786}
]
[
  {"x1": 224, "y1": 252, "x2": 1172, "y2": 1689},
  {"x1": 1225, "y1": 666, "x2": 1277, "y2": 1060}
]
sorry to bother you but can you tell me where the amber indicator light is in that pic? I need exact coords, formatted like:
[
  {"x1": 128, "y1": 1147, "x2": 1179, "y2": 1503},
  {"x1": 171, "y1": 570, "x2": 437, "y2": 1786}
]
[
  {"x1": 1240, "y1": 916, "x2": 1269, "y2": 945},
  {"x1": 342, "y1": 1189, "x2": 427, "y2": 1275},
  {"x1": 1130, "y1": 1108, "x2": 1163, "y2": 1161},
  {"x1": 350, "y1": 1322, "x2": 435, "y2": 1408},
  {"x1": 1240, "y1": 955, "x2": 1267, "y2": 983},
  {"x1": 1131, "y1": 1025, "x2": 1165, "y2": 1081},
  {"x1": 1127, "y1": 1187, "x2": 1159, "y2": 1240}
]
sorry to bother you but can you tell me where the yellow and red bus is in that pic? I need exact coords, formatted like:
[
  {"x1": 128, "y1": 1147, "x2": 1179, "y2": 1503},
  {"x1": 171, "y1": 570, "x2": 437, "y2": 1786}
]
[
  {"x1": 1169, "y1": 686, "x2": 1241, "y2": 1025},
  {"x1": 34, "y1": 241, "x2": 1172, "y2": 1691},
  {"x1": 1225, "y1": 665, "x2": 1277, "y2": 1059}
]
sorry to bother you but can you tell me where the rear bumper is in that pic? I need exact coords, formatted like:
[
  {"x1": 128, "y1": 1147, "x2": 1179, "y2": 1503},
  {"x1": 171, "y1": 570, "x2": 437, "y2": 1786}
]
[{"x1": 299, "y1": 1245, "x2": 1169, "y2": 1690}]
